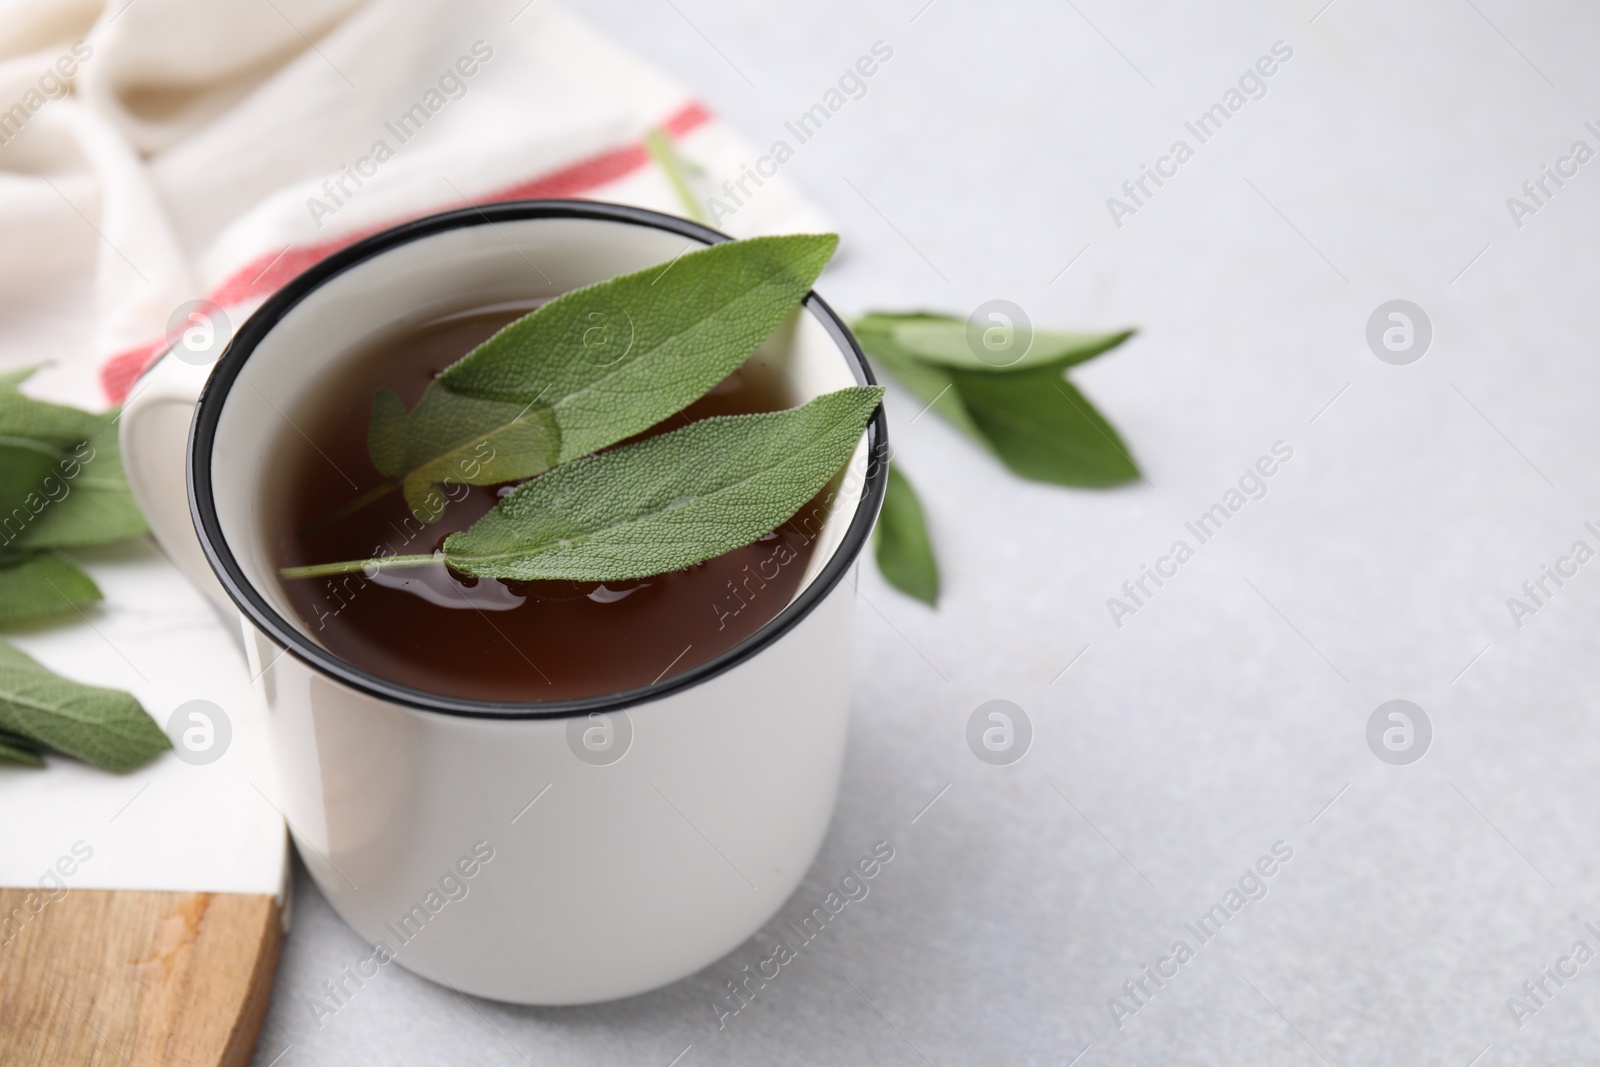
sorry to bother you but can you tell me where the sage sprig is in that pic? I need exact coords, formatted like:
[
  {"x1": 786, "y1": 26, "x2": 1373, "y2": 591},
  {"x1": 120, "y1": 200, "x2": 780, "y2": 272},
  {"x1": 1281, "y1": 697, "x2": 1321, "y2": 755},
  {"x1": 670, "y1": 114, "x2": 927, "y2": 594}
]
[
  {"x1": 306, "y1": 234, "x2": 839, "y2": 529},
  {"x1": 287, "y1": 234, "x2": 881, "y2": 588},
  {"x1": 855, "y1": 311, "x2": 1140, "y2": 606},
  {"x1": 284, "y1": 387, "x2": 882, "y2": 583},
  {"x1": 854, "y1": 313, "x2": 1138, "y2": 486},
  {"x1": 282, "y1": 233, "x2": 1146, "y2": 618},
  {"x1": 0, "y1": 368, "x2": 168, "y2": 772}
]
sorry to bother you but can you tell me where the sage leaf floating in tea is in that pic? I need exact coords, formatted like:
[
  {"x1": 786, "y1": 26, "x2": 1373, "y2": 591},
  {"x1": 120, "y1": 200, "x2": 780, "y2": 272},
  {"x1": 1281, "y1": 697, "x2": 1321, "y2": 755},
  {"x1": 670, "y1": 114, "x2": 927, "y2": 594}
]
[
  {"x1": 282, "y1": 386, "x2": 883, "y2": 583},
  {"x1": 309, "y1": 234, "x2": 840, "y2": 528}
]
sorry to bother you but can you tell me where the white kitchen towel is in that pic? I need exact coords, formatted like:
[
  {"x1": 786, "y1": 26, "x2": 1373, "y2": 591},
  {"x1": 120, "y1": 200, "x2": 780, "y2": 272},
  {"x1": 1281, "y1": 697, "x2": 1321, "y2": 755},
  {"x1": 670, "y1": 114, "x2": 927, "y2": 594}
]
[
  {"x1": 0, "y1": 0, "x2": 828, "y2": 894},
  {"x1": 0, "y1": 0, "x2": 829, "y2": 408}
]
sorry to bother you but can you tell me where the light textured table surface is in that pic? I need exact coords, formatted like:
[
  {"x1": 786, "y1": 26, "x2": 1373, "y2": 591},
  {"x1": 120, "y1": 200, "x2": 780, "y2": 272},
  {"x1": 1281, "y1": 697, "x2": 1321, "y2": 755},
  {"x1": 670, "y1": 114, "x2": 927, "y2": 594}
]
[{"x1": 253, "y1": 2, "x2": 1600, "y2": 1063}]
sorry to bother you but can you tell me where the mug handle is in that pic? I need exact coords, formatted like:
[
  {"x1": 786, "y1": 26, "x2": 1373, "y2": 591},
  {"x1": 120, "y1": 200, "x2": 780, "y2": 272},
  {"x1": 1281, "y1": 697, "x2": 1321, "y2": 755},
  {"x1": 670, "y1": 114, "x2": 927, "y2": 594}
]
[{"x1": 118, "y1": 347, "x2": 235, "y2": 613}]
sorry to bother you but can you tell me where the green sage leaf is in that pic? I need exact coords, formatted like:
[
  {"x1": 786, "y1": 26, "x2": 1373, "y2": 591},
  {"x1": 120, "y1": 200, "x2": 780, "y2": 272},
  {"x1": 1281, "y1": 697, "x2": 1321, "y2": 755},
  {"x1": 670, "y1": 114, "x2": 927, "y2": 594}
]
[
  {"x1": 443, "y1": 385, "x2": 881, "y2": 581},
  {"x1": 382, "y1": 387, "x2": 560, "y2": 519},
  {"x1": 441, "y1": 233, "x2": 838, "y2": 462},
  {"x1": 952, "y1": 370, "x2": 1139, "y2": 487},
  {"x1": 0, "y1": 369, "x2": 147, "y2": 549},
  {"x1": 358, "y1": 233, "x2": 839, "y2": 524},
  {"x1": 853, "y1": 323, "x2": 986, "y2": 443},
  {"x1": 0, "y1": 366, "x2": 107, "y2": 441},
  {"x1": 856, "y1": 313, "x2": 1141, "y2": 488},
  {"x1": 0, "y1": 639, "x2": 170, "y2": 772},
  {"x1": 873, "y1": 464, "x2": 939, "y2": 605},
  {"x1": 9, "y1": 417, "x2": 148, "y2": 548},
  {"x1": 368, "y1": 388, "x2": 408, "y2": 479},
  {"x1": 0, "y1": 438, "x2": 66, "y2": 519},
  {"x1": 854, "y1": 312, "x2": 1133, "y2": 374},
  {"x1": 285, "y1": 386, "x2": 884, "y2": 584},
  {"x1": 0, "y1": 731, "x2": 44, "y2": 766},
  {"x1": 0, "y1": 550, "x2": 102, "y2": 622}
]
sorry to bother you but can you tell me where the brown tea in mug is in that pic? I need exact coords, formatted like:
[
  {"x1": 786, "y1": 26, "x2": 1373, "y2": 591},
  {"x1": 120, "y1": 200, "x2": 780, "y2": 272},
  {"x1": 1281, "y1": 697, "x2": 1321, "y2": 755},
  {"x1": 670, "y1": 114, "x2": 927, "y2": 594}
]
[{"x1": 266, "y1": 303, "x2": 833, "y2": 702}]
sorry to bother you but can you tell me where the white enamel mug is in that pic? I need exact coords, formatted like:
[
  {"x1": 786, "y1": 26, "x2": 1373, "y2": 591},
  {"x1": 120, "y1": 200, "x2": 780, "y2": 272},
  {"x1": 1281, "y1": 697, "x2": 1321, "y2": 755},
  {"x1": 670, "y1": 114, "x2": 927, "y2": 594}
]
[{"x1": 119, "y1": 201, "x2": 888, "y2": 1004}]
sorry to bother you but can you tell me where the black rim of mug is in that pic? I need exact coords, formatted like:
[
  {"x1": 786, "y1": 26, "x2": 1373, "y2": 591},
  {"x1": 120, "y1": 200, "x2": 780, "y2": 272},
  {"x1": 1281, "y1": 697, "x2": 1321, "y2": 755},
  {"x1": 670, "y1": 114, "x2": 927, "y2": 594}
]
[{"x1": 187, "y1": 199, "x2": 889, "y2": 719}]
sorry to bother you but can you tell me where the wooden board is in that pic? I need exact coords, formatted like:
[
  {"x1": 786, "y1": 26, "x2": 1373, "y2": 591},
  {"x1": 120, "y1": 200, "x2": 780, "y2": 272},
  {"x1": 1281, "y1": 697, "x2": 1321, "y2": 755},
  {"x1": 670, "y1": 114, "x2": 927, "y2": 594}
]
[{"x1": 0, "y1": 888, "x2": 282, "y2": 1066}]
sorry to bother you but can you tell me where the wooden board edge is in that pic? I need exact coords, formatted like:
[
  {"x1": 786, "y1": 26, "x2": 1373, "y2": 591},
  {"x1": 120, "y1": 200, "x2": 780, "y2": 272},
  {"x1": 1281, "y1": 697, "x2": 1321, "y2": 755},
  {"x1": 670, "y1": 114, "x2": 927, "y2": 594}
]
[{"x1": 0, "y1": 888, "x2": 285, "y2": 1067}]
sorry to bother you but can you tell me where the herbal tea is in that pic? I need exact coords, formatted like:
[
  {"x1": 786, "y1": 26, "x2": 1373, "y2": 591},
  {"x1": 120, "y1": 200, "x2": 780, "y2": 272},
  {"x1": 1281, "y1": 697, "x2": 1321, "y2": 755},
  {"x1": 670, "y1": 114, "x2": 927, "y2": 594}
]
[{"x1": 268, "y1": 304, "x2": 832, "y2": 702}]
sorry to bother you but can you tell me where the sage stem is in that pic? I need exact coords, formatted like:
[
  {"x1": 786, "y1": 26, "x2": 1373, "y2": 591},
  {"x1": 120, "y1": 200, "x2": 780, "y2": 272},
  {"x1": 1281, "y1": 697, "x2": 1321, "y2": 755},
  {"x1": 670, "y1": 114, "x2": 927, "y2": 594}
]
[{"x1": 278, "y1": 553, "x2": 439, "y2": 581}]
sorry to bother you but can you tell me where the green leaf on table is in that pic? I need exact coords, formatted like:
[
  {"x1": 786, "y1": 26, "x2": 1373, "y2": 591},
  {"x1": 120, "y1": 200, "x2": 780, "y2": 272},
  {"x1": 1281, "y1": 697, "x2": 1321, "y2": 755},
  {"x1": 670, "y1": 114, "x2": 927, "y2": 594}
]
[
  {"x1": 874, "y1": 464, "x2": 939, "y2": 605},
  {"x1": 953, "y1": 370, "x2": 1139, "y2": 487},
  {"x1": 0, "y1": 727, "x2": 44, "y2": 766},
  {"x1": 0, "y1": 369, "x2": 147, "y2": 549},
  {"x1": 10, "y1": 418, "x2": 148, "y2": 548},
  {"x1": 0, "y1": 438, "x2": 68, "y2": 521},
  {"x1": 0, "y1": 364, "x2": 95, "y2": 525},
  {"x1": 854, "y1": 312, "x2": 1141, "y2": 488},
  {"x1": 284, "y1": 386, "x2": 884, "y2": 584},
  {"x1": 0, "y1": 639, "x2": 169, "y2": 772},
  {"x1": 0, "y1": 550, "x2": 101, "y2": 622},
  {"x1": 346, "y1": 233, "x2": 839, "y2": 525},
  {"x1": 0, "y1": 366, "x2": 107, "y2": 440},
  {"x1": 854, "y1": 318, "x2": 986, "y2": 442},
  {"x1": 853, "y1": 312, "x2": 1133, "y2": 374}
]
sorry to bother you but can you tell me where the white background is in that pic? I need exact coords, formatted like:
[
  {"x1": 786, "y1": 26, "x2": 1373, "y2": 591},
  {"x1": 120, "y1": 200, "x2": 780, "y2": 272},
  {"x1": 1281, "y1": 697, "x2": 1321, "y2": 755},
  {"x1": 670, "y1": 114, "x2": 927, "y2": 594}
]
[{"x1": 253, "y1": 1, "x2": 1600, "y2": 1064}]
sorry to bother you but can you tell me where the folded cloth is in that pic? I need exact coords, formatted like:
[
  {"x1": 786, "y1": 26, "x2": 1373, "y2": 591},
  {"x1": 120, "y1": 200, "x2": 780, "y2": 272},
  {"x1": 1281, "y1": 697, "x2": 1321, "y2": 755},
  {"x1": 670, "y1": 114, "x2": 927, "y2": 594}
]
[{"x1": 0, "y1": 0, "x2": 829, "y2": 409}]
